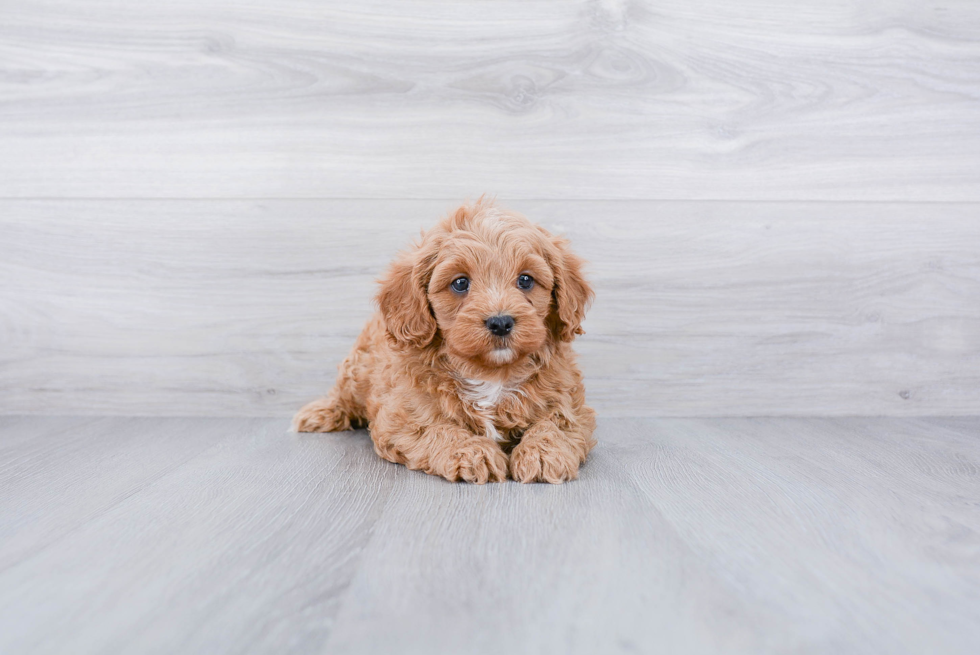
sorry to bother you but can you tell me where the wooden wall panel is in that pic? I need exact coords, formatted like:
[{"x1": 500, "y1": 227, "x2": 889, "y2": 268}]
[
  {"x1": 1, "y1": 1, "x2": 979, "y2": 200},
  {"x1": 2, "y1": 199, "x2": 978, "y2": 416},
  {"x1": 3, "y1": 2, "x2": 978, "y2": 416}
]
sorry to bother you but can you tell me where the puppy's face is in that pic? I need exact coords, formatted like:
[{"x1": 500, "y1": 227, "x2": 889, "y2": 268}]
[
  {"x1": 377, "y1": 202, "x2": 593, "y2": 372},
  {"x1": 426, "y1": 222, "x2": 554, "y2": 368}
]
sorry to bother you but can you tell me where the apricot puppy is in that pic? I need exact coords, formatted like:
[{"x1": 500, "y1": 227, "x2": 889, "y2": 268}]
[{"x1": 292, "y1": 198, "x2": 596, "y2": 483}]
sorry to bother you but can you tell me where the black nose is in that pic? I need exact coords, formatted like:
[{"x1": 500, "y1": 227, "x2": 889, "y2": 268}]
[{"x1": 485, "y1": 315, "x2": 515, "y2": 337}]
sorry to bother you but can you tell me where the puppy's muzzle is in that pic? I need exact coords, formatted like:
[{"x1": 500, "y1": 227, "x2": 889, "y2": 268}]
[{"x1": 485, "y1": 314, "x2": 515, "y2": 337}]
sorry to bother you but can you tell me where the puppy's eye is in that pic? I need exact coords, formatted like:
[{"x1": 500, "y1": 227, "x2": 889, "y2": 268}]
[
  {"x1": 517, "y1": 274, "x2": 534, "y2": 290},
  {"x1": 451, "y1": 277, "x2": 470, "y2": 293}
]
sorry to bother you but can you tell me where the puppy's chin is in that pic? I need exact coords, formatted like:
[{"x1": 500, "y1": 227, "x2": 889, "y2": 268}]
[{"x1": 484, "y1": 347, "x2": 517, "y2": 366}]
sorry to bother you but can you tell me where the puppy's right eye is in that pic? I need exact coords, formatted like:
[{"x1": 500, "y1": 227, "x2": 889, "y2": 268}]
[{"x1": 451, "y1": 277, "x2": 470, "y2": 293}]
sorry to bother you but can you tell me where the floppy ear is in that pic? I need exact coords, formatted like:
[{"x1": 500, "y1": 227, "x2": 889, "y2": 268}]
[
  {"x1": 547, "y1": 235, "x2": 594, "y2": 342},
  {"x1": 376, "y1": 242, "x2": 438, "y2": 349}
]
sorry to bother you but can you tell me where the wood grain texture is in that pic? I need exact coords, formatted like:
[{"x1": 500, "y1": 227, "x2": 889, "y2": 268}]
[
  {"x1": 0, "y1": 416, "x2": 228, "y2": 570},
  {"x1": 2, "y1": 199, "x2": 978, "y2": 417},
  {"x1": 0, "y1": 416, "x2": 398, "y2": 655},
  {"x1": 1, "y1": 1, "x2": 979, "y2": 200},
  {"x1": 1, "y1": 416, "x2": 978, "y2": 654}
]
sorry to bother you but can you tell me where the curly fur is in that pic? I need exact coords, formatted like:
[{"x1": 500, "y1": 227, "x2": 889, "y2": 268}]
[{"x1": 292, "y1": 198, "x2": 596, "y2": 484}]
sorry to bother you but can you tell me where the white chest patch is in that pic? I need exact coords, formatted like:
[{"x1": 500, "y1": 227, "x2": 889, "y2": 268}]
[
  {"x1": 460, "y1": 378, "x2": 509, "y2": 410},
  {"x1": 457, "y1": 377, "x2": 527, "y2": 442}
]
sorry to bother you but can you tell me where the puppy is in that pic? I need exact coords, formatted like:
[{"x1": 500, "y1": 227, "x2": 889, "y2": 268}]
[{"x1": 292, "y1": 198, "x2": 596, "y2": 484}]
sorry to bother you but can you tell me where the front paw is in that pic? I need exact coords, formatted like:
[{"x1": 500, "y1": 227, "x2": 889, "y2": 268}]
[
  {"x1": 510, "y1": 431, "x2": 581, "y2": 484},
  {"x1": 291, "y1": 398, "x2": 351, "y2": 433},
  {"x1": 443, "y1": 438, "x2": 509, "y2": 484}
]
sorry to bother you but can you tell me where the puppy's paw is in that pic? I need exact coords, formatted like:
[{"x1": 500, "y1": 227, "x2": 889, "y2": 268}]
[
  {"x1": 291, "y1": 398, "x2": 352, "y2": 433},
  {"x1": 445, "y1": 438, "x2": 509, "y2": 484},
  {"x1": 510, "y1": 431, "x2": 581, "y2": 484}
]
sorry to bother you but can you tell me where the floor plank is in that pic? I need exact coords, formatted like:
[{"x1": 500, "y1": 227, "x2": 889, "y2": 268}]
[
  {"x1": 2, "y1": 1, "x2": 979, "y2": 199},
  {"x1": 0, "y1": 418, "x2": 397, "y2": 655},
  {"x1": 0, "y1": 416, "x2": 229, "y2": 570},
  {"x1": 2, "y1": 200, "x2": 978, "y2": 417},
  {"x1": 0, "y1": 416, "x2": 977, "y2": 654},
  {"x1": 323, "y1": 425, "x2": 768, "y2": 655},
  {"x1": 618, "y1": 417, "x2": 980, "y2": 654}
]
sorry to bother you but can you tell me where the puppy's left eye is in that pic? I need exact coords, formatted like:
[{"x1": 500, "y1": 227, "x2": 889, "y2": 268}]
[{"x1": 517, "y1": 274, "x2": 534, "y2": 290}]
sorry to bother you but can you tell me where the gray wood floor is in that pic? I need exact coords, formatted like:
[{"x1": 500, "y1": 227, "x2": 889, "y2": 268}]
[{"x1": 2, "y1": 416, "x2": 978, "y2": 654}]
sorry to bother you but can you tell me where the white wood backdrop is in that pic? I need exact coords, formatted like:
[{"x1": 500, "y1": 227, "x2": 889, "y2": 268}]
[
  {"x1": 2, "y1": 200, "x2": 978, "y2": 416},
  {"x1": 3, "y1": 0, "x2": 980, "y2": 200},
  {"x1": 1, "y1": 0, "x2": 979, "y2": 416}
]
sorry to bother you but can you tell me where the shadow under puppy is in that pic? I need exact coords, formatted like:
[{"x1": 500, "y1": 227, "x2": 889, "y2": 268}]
[{"x1": 292, "y1": 198, "x2": 596, "y2": 483}]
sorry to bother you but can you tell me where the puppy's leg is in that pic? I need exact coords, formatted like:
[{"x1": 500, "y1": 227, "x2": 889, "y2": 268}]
[
  {"x1": 510, "y1": 408, "x2": 596, "y2": 484},
  {"x1": 291, "y1": 388, "x2": 358, "y2": 433},
  {"x1": 292, "y1": 349, "x2": 368, "y2": 433},
  {"x1": 371, "y1": 409, "x2": 508, "y2": 484}
]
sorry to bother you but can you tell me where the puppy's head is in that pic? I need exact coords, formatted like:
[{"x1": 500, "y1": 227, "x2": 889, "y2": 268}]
[{"x1": 377, "y1": 199, "x2": 593, "y2": 370}]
